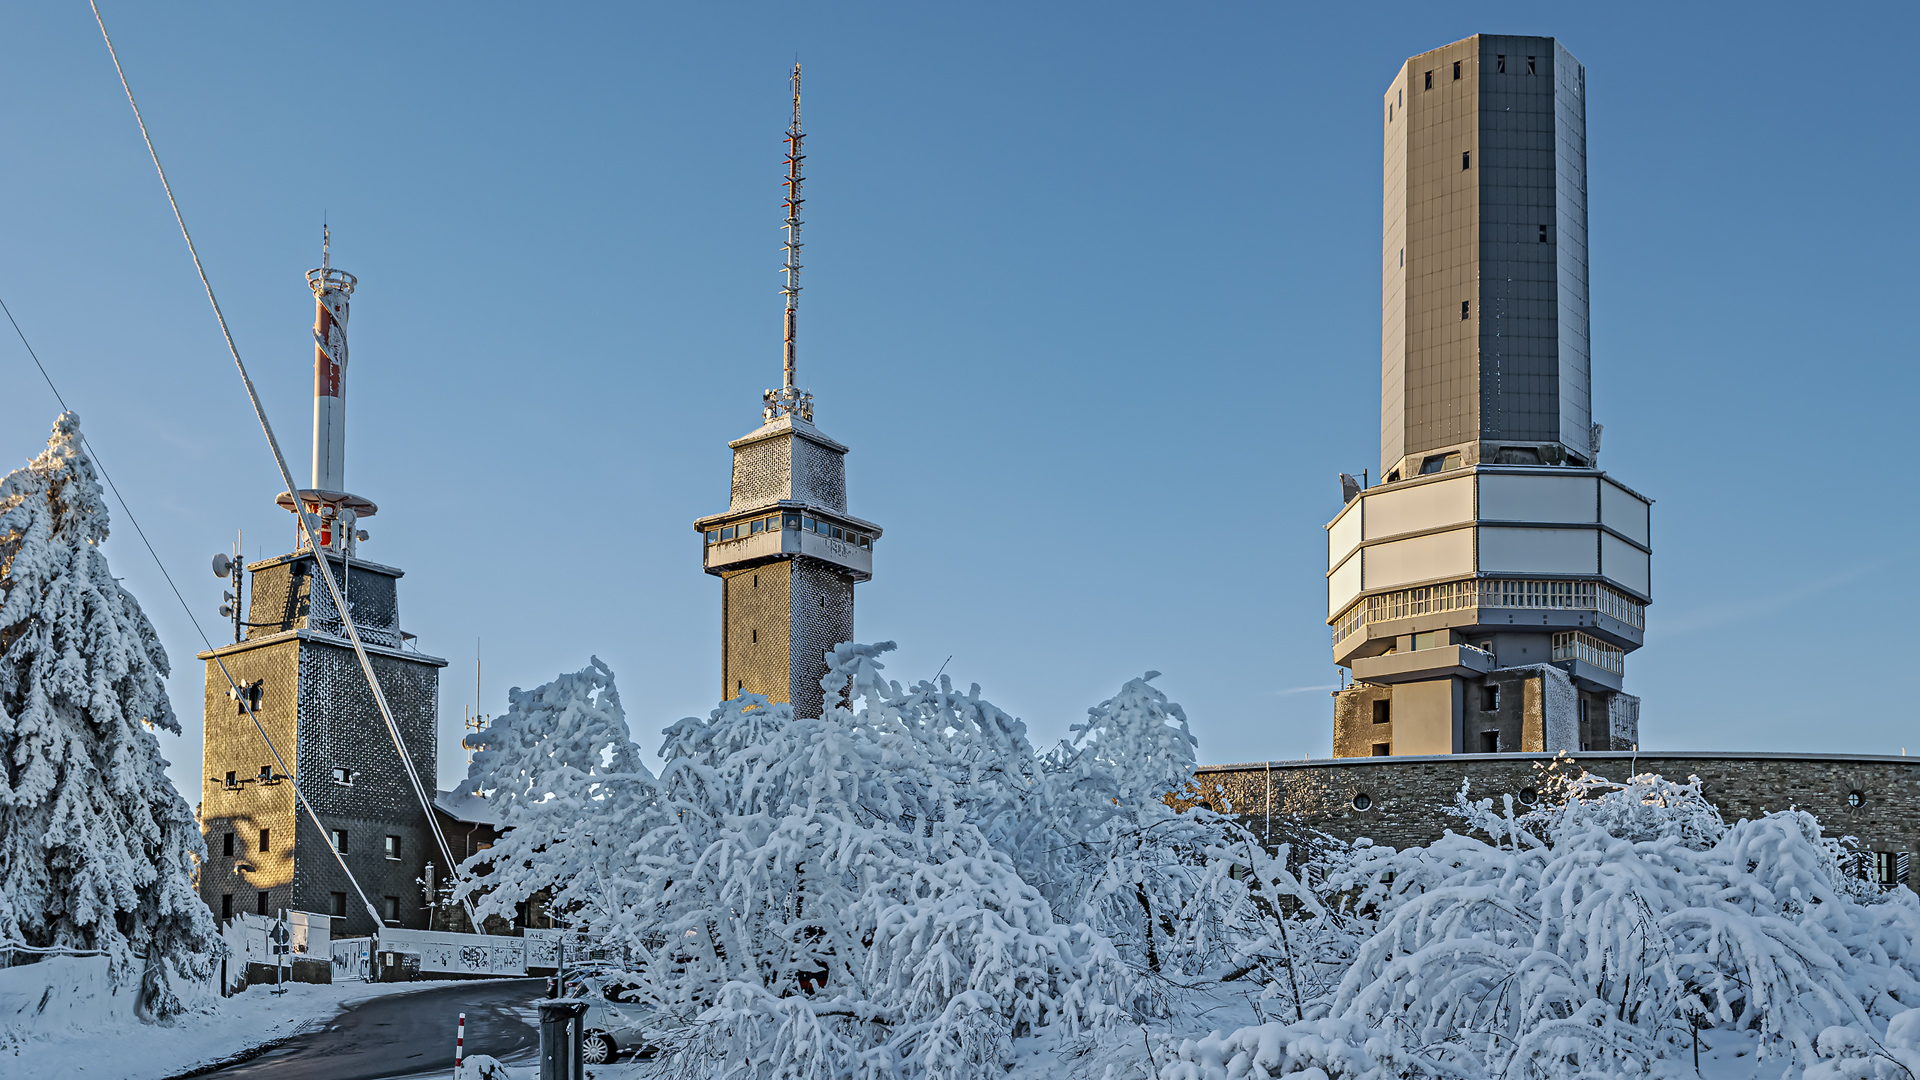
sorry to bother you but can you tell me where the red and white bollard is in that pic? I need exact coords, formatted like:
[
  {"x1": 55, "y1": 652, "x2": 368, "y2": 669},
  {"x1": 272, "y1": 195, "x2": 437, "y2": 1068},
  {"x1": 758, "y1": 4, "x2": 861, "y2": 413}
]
[{"x1": 455, "y1": 1012, "x2": 465, "y2": 1073}]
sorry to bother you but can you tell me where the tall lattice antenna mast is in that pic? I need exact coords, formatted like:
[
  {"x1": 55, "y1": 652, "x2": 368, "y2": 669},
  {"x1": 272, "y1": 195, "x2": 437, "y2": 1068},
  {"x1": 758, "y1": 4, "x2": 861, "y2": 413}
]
[{"x1": 765, "y1": 63, "x2": 814, "y2": 423}]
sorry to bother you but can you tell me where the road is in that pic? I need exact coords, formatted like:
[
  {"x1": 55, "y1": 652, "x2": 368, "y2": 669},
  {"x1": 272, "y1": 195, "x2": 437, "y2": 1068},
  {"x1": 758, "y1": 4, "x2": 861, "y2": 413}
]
[{"x1": 193, "y1": 978, "x2": 546, "y2": 1080}]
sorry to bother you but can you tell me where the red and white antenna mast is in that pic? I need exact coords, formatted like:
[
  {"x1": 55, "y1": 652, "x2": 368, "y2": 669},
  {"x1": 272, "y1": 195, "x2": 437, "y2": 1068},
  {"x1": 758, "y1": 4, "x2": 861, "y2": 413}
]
[
  {"x1": 764, "y1": 63, "x2": 814, "y2": 423},
  {"x1": 278, "y1": 225, "x2": 376, "y2": 550},
  {"x1": 309, "y1": 224, "x2": 356, "y2": 492}
]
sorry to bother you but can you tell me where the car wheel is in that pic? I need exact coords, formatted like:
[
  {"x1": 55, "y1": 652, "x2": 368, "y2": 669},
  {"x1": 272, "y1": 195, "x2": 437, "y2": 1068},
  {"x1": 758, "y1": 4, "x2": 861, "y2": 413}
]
[{"x1": 582, "y1": 1031, "x2": 616, "y2": 1064}]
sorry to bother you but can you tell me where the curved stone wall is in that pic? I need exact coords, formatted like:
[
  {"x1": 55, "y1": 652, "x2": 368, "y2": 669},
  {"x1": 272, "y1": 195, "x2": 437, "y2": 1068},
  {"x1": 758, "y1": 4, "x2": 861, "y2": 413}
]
[{"x1": 1192, "y1": 752, "x2": 1918, "y2": 884}]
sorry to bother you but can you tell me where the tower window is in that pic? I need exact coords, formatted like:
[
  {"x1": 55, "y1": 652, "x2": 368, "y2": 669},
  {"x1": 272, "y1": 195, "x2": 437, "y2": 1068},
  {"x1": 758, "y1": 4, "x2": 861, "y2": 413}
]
[
  {"x1": 1497, "y1": 54, "x2": 1505, "y2": 74},
  {"x1": 1372, "y1": 700, "x2": 1390, "y2": 725},
  {"x1": 257, "y1": 891, "x2": 271, "y2": 917},
  {"x1": 1462, "y1": 151, "x2": 1470, "y2": 170},
  {"x1": 331, "y1": 892, "x2": 347, "y2": 918},
  {"x1": 1480, "y1": 731, "x2": 1500, "y2": 753},
  {"x1": 719, "y1": 526, "x2": 735, "y2": 541},
  {"x1": 705, "y1": 530, "x2": 718, "y2": 545},
  {"x1": 751, "y1": 628, "x2": 758, "y2": 644},
  {"x1": 222, "y1": 893, "x2": 233, "y2": 920},
  {"x1": 332, "y1": 766, "x2": 353, "y2": 785},
  {"x1": 1482, "y1": 685, "x2": 1500, "y2": 711},
  {"x1": 1462, "y1": 300, "x2": 1471, "y2": 320},
  {"x1": 258, "y1": 828, "x2": 269, "y2": 854},
  {"x1": 1539, "y1": 224, "x2": 1548, "y2": 243},
  {"x1": 331, "y1": 829, "x2": 348, "y2": 854},
  {"x1": 1387, "y1": 104, "x2": 1392, "y2": 122},
  {"x1": 385, "y1": 835, "x2": 401, "y2": 860},
  {"x1": 222, "y1": 832, "x2": 235, "y2": 856},
  {"x1": 1399, "y1": 248, "x2": 1404, "y2": 267},
  {"x1": 1423, "y1": 70, "x2": 1432, "y2": 89},
  {"x1": 224, "y1": 770, "x2": 236, "y2": 788},
  {"x1": 1527, "y1": 56, "x2": 1536, "y2": 75},
  {"x1": 384, "y1": 896, "x2": 400, "y2": 923},
  {"x1": 1371, "y1": 743, "x2": 1391, "y2": 757},
  {"x1": 1452, "y1": 61, "x2": 1460, "y2": 81},
  {"x1": 783, "y1": 513, "x2": 801, "y2": 530},
  {"x1": 749, "y1": 519, "x2": 764, "y2": 534}
]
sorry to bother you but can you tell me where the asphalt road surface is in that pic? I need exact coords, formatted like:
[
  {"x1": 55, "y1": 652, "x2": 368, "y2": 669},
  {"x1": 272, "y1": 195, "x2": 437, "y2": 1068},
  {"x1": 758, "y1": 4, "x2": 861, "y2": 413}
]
[{"x1": 196, "y1": 978, "x2": 546, "y2": 1080}]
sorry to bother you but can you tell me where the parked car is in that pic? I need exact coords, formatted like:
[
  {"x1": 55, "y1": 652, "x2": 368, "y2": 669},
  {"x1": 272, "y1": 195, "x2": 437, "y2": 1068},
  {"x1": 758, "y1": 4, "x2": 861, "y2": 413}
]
[{"x1": 567, "y1": 973, "x2": 656, "y2": 1064}]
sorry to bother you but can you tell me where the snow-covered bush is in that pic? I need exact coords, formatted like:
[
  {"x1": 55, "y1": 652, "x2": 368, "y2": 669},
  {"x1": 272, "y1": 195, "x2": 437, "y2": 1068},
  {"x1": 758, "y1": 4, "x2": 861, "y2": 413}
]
[
  {"x1": 1166, "y1": 766, "x2": 1920, "y2": 1080},
  {"x1": 466, "y1": 643, "x2": 1302, "y2": 1079},
  {"x1": 0, "y1": 413, "x2": 219, "y2": 1019}
]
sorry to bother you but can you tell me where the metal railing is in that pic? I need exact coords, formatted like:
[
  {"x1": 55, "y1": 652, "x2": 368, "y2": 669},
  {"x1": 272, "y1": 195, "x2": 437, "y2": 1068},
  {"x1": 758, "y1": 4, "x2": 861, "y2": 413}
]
[
  {"x1": 2, "y1": 942, "x2": 116, "y2": 968},
  {"x1": 1551, "y1": 631, "x2": 1625, "y2": 675},
  {"x1": 1333, "y1": 578, "x2": 1646, "y2": 645}
]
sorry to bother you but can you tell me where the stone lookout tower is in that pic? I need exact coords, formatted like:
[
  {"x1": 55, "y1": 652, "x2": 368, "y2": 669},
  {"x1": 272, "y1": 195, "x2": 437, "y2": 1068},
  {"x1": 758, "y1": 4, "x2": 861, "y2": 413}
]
[
  {"x1": 1327, "y1": 36, "x2": 1652, "y2": 758},
  {"x1": 694, "y1": 65, "x2": 882, "y2": 718},
  {"x1": 197, "y1": 236, "x2": 447, "y2": 938}
]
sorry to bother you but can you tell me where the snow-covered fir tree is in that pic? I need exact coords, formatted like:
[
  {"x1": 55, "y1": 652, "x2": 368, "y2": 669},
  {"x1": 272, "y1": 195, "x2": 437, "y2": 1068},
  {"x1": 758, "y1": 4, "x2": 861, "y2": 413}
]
[
  {"x1": 0, "y1": 413, "x2": 218, "y2": 1018},
  {"x1": 454, "y1": 656, "x2": 652, "y2": 933}
]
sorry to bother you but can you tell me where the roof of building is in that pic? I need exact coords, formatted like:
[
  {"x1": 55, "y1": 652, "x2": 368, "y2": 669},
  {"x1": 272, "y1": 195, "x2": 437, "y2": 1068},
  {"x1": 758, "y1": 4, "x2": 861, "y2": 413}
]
[{"x1": 434, "y1": 787, "x2": 503, "y2": 827}]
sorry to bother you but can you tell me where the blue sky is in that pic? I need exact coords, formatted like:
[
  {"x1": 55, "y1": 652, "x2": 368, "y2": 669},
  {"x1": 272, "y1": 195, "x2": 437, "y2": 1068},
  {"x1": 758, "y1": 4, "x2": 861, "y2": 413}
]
[{"x1": 2, "y1": 3, "x2": 1915, "y2": 804}]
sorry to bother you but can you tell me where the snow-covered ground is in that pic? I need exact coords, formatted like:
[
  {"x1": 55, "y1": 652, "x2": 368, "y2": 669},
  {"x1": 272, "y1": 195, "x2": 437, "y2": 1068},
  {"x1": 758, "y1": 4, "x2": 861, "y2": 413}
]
[{"x1": 3, "y1": 974, "x2": 482, "y2": 1080}]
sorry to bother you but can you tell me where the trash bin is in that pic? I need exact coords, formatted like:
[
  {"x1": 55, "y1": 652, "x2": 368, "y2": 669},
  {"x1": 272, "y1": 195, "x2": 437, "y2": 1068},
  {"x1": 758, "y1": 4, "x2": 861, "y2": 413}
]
[{"x1": 537, "y1": 999, "x2": 588, "y2": 1080}]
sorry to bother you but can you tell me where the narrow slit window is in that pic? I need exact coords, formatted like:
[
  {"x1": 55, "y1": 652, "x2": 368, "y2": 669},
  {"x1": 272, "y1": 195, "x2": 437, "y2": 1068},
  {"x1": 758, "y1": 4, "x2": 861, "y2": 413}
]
[
  {"x1": 1399, "y1": 248, "x2": 1404, "y2": 267},
  {"x1": 1539, "y1": 224, "x2": 1548, "y2": 243},
  {"x1": 1497, "y1": 54, "x2": 1505, "y2": 74},
  {"x1": 1462, "y1": 300, "x2": 1471, "y2": 320},
  {"x1": 223, "y1": 832, "x2": 235, "y2": 857},
  {"x1": 1452, "y1": 60, "x2": 1461, "y2": 81},
  {"x1": 258, "y1": 891, "x2": 271, "y2": 917},
  {"x1": 1527, "y1": 56, "x2": 1536, "y2": 75},
  {"x1": 1424, "y1": 70, "x2": 1432, "y2": 89},
  {"x1": 1462, "y1": 150, "x2": 1471, "y2": 170},
  {"x1": 258, "y1": 828, "x2": 269, "y2": 853}
]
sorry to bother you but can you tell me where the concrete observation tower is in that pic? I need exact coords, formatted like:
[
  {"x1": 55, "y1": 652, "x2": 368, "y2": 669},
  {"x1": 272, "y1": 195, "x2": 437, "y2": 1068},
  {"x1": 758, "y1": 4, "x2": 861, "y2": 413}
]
[
  {"x1": 1327, "y1": 36, "x2": 1651, "y2": 758},
  {"x1": 695, "y1": 65, "x2": 882, "y2": 719}
]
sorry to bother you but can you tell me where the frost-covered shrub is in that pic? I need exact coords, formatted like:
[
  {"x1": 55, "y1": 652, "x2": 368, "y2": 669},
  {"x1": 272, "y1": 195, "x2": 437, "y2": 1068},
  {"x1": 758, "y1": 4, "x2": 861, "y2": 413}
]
[
  {"x1": 465, "y1": 643, "x2": 1306, "y2": 1079},
  {"x1": 1169, "y1": 766, "x2": 1920, "y2": 1080},
  {"x1": 0, "y1": 414, "x2": 218, "y2": 1019}
]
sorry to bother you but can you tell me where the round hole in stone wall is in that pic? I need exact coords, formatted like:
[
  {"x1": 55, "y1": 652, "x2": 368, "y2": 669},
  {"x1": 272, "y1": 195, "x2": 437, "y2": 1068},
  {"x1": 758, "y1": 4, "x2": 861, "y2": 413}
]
[
  {"x1": 1848, "y1": 790, "x2": 1864, "y2": 808},
  {"x1": 1352, "y1": 792, "x2": 1373, "y2": 812},
  {"x1": 1519, "y1": 787, "x2": 1538, "y2": 805}
]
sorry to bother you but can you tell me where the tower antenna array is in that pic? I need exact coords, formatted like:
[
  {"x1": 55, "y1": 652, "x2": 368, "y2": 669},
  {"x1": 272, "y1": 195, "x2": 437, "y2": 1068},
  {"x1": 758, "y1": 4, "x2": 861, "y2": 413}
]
[{"x1": 765, "y1": 63, "x2": 814, "y2": 423}]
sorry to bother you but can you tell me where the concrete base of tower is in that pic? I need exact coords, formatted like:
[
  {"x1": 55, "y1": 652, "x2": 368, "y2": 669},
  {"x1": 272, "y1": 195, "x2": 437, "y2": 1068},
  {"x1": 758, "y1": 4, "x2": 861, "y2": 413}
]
[{"x1": 1334, "y1": 666, "x2": 1638, "y2": 759}]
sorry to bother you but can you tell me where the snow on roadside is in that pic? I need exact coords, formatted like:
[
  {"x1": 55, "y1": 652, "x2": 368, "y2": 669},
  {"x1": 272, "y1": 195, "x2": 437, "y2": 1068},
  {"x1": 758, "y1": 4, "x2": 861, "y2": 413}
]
[{"x1": 4, "y1": 978, "x2": 481, "y2": 1080}]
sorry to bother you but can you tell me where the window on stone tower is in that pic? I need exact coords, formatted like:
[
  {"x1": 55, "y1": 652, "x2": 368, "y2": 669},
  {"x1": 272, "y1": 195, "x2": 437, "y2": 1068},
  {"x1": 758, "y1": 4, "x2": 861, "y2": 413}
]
[
  {"x1": 257, "y1": 891, "x2": 271, "y2": 917},
  {"x1": 385, "y1": 835, "x2": 401, "y2": 860},
  {"x1": 258, "y1": 828, "x2": 269, "y2": 854},
  {"x1": 1423, "y1": 70, "x2": 1432, "y2": 90},
  {"x1": 331, "y1": 829, "x2": 348, "y2": 854},
  {"x1": 332, "y1": 766, "x2": 353, "y2": 785},
  {"x1": 1527, "y1": 56, "x2": 1536, "y2": 75},
  {"x1": 1462, "y1": 300, "x2": 1471, "y2": 320},
  {"x1": 751, "y1": 628, "x2": 758, "y2": 644},
  {"x1": 221, "y1": 893, "x2": 233, "y2": 920},
  {"x1": 1480, "y1": 731, "x2": 1500, "y2": 754},
  {"x1": 384, "y1": 896, "x2": 400, "y2": 924},
  {"x1": 331, "y1": 892, "x2": 347, "y2": 918},
  {"x1": 1462, "y1": 151, "x2": 1471, "y2": 170},
  {"x1": 1372, "y1": 700, "x2": 1390, "y2": 725},
  {"x1": 1452, "y1": 61, "x2": 1460, "y2": 80},
  {"x1": 223, "y1": 832, "x2": 235, "y2": 857},
  {"x1": 1539, "y1": 224, "x2": 1549, "y2": 243},
  {"x1": 1482, "y1": 685, "x2": 1500, "y2": 711},
  {"x1": 1497, "y1": 55, "x2": 1506, "y2": 74},
  {"x1": 1371, "y1": 743, "x2": 1391, "y2": 757}
]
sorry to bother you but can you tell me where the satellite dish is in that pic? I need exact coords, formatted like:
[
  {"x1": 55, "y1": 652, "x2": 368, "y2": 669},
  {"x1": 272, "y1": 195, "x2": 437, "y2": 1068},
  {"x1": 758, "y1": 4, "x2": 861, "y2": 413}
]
[{"x1": 211, "y1": 553, "x2": 232, "y2": 578}]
